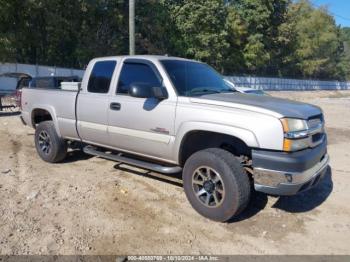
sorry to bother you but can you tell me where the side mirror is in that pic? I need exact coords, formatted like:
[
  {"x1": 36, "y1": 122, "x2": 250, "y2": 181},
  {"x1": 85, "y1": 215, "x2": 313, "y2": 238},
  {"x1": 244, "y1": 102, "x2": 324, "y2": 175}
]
[
  {"x1": 152, "y1": 86, "x2": 168, "y2": 100},
  {"x1": 129, "y1": 83, "x2": 168, "y2": 100}
]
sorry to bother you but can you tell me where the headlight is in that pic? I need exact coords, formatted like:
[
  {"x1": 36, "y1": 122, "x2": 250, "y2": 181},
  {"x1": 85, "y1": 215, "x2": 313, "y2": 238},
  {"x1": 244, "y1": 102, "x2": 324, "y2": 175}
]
[
  {"x1": 280, "y1": 118, "x2": 309, "y2": 152},
  {"x1": 280, "y1": 118, "x2": 308, "y2": 133}
]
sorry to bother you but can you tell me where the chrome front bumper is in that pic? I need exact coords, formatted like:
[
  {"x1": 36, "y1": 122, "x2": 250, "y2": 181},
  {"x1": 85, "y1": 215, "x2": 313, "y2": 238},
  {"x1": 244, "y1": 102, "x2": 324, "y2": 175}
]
[
  {"x1": 252, "y1": 136, "x2": 329, "y2": 196},
  {"x1": 254, "y1": 154, "x2": 329, "y2": 195}
]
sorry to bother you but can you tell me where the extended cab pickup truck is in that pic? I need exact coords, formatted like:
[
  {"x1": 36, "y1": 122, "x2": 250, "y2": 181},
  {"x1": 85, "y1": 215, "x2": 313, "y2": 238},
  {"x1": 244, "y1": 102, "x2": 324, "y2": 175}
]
[{"x1": 21, "y1": 55, "x2": 329, "y2": 222}]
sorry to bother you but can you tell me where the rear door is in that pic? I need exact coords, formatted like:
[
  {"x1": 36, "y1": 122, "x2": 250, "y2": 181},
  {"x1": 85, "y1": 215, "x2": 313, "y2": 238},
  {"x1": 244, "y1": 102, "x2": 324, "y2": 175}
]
[
  {"x1": 108, "y1": 59, "x2": 177, "y2": 161},
  {"x1": 77, "y1": 60, "x2": 117, "y2": 146}
]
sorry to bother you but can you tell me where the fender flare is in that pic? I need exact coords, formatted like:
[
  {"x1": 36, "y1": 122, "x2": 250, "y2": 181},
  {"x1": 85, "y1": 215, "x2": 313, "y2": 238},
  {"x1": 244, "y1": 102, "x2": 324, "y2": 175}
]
[
  {"x1": 30, "y1": 104, "x2": 62, "y2": 137},
  {"x1": 173, "y1": 121, "x2": 259, "y2": 163}
]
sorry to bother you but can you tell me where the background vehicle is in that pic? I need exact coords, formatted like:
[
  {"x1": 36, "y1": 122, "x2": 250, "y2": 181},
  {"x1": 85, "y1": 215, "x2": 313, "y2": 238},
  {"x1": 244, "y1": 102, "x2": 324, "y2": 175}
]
[
  {"x1": 224, "y1": 79, "x2": 269, "y2": 95},
  {"x1": 0, "y1": 92, "x2": 15, "y2": 112},
  {"x1": 20, "y1": 55, "x2": 329, "y2": 222},
  {"x1": 0, "y1": 73, "x2": 32, "y2": 111}
]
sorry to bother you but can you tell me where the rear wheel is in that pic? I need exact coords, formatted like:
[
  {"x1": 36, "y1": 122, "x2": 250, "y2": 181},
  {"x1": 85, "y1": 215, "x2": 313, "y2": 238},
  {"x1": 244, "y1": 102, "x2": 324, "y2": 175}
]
[
  {"x1": 35, "y1": 121, "x2": 67, "y2": 163},
  {"x1": 183, "y1": 148, "x2": 251, "y2": 222}
]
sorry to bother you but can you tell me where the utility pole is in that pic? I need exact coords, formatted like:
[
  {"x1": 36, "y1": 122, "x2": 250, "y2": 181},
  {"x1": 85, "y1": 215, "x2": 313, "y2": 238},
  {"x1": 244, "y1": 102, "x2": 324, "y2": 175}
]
[{"x1": 129, "y1": 0, "x2": 135, "y2": 55}]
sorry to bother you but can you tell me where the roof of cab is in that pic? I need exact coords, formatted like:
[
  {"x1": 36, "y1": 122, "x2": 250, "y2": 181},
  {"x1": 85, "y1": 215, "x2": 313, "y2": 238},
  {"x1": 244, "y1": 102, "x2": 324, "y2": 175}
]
[{"x1": 91, "y1": 55, "x2": 195, "y2": 63}]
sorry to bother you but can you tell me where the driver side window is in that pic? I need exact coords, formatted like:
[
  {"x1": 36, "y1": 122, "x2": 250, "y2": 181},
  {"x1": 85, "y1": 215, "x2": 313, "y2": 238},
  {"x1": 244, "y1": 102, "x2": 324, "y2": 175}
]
[{"x1": 117, "y1": 63, "x2": 162, "y2": 95}]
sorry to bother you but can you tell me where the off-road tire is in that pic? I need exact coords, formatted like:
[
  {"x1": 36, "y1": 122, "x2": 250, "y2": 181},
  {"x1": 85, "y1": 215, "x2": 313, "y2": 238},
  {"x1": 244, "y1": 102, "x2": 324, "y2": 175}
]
[
  {"x1": 183, "y1": 148, "x2": 251, "y2": 222},
  {"x1": 34, "y1": 121, "x2": 67, "y2": 163}
]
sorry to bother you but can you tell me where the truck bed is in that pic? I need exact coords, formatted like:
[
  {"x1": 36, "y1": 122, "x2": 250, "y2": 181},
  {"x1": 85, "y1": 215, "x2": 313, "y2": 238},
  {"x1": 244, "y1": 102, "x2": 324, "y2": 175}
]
[{"x1": 21, "y1": 88, "x2": 79, "y2": 139}]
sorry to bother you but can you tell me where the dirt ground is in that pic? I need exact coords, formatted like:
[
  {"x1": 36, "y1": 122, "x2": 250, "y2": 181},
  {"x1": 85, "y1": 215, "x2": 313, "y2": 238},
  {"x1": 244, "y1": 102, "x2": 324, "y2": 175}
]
[{"x1": 0, "y1": 90, "x2": 349, "y2": 255}]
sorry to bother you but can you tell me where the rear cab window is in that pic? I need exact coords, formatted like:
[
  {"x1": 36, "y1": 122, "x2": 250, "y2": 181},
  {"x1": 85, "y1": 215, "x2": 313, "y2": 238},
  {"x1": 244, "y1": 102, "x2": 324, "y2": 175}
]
[{"x1": 88, "y1": 60, "x2": 117, "y2": 93}]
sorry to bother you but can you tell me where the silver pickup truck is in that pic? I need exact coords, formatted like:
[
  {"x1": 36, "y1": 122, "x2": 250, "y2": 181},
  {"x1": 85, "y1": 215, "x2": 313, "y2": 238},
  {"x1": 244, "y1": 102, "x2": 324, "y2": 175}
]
[{"x1": 21, "y1": 55, "x2": 329, "y2": 222}]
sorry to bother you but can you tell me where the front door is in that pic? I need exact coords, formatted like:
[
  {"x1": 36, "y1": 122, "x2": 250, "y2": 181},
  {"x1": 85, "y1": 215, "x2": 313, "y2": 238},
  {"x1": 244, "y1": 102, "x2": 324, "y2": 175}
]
[{"x1": 108, "y1": 59, "x2": 176, "y2": 161}]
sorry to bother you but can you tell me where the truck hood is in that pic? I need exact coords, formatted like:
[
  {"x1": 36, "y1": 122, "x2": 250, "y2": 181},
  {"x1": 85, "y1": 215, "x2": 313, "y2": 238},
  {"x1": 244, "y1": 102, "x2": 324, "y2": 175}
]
[{"x1": 190, "y1": 93, "x2": 322, "y2": 119}]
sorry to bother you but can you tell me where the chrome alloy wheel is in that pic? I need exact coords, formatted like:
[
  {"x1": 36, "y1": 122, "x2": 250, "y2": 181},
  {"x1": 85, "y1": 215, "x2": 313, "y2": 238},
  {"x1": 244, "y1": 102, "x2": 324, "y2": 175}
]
[
  {"x1": 192, "y1": 166, "x2": 225, "y2": 208},
  {"x1": 38, "y1": 130, "x2": 52, "y2": 155}
]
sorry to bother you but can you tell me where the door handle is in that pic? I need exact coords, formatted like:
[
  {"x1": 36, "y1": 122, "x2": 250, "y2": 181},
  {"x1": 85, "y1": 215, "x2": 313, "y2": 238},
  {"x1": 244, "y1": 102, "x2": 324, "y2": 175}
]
[{"x1": 110, "y1": 102, "x2": 121, "y2": 111}]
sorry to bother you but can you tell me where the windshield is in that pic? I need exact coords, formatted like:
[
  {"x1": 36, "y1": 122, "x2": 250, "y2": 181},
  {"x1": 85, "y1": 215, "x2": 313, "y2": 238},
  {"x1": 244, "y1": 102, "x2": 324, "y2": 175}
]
[{"x1": 161, "y1": 60, "x2": 235, "y2": 96}]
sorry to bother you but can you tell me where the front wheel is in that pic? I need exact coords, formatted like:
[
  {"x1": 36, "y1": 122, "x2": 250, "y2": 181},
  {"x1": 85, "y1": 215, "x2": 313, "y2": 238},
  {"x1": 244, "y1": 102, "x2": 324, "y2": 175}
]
[
  {"x1": 35, "y1": 121, "x2": 67, "y2": 163},
  {"x1": 183, "y1": 148, "x2": 251, "y2": 222}
]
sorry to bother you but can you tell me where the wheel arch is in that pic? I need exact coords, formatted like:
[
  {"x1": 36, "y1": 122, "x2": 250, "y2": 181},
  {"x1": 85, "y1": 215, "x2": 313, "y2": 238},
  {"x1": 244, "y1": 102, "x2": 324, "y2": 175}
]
[
  {"x1": 175, "y1": 122, "x2": 259, "y2": 166},
  {"x1": 31, "y1": 106, "x2": 61, "y2": 137}
]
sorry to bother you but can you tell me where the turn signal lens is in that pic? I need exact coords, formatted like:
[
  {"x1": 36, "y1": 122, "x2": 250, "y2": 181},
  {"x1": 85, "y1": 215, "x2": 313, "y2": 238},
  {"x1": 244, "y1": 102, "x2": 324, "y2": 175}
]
[
  {"x1": 283, "y1": 138, "x2": 310, "y2": 152},
  {"x1": 283, "y1": 139, "x2": 292, "y2": 151}
]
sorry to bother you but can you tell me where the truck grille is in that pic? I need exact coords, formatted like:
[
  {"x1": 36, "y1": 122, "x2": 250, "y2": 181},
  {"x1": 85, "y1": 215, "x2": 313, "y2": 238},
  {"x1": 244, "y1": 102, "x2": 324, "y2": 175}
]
[
  {"x1": 307, "y1": 114, "x2": 325, "y2": 147},
  {"x1": 308, "y1": 114, "x2": 323, "y2": 129}
]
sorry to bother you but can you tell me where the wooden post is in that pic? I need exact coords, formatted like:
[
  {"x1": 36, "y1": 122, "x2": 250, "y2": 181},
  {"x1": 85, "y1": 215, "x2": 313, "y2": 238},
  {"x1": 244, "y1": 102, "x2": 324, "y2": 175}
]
[{"x1": 129, "y1": 0, "x2": 135, "y2": 55}]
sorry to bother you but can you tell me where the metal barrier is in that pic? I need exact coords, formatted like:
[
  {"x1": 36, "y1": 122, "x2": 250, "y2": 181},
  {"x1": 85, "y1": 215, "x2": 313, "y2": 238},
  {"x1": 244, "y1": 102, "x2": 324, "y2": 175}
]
[
  {"x1": 0, "y1": 62, "x2": 84, "y2": 92},
  {"x1": 224, "y1": 76, "x2": 350, "y2": 91},
  {"x1": 1, "y1": 62, "x2": 350, "y2": 91},
  {"x1": 0, "y1": 62, "x2": 84, "y2": 78}
]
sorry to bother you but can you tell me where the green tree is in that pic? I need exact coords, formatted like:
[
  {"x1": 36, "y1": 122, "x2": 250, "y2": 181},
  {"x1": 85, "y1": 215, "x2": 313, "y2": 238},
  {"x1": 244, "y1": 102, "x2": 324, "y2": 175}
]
[
  {"x1": 168, "y1": 0, "x2": 229, "y2": 71},
  {"x1": 0, "y1": 0, "x2": 126, "y2": 68},
  {"x1": 73, "y1": 0, "x2": 126, "y2": 68},
  {"x1": 0, "y1": 0, "x2": 348, "y2": 80},
  {"x1": 222, "y1": 5, "x2": 247, "y2": 74},
  {"x1": 339, "y1": 27, "x2": 350, "y2": 80},
  {"x1": 282, "y1": 0, "x2": 348, "y2": 79},
  {"x1": 0, "y1": 0, "x2": 46, "y2": 63},
  {"x1": 134, "y1": 0, "x2": 177, "y2": 55},
  {"x1": 228, "y1": 0, "x2": 290, "y2": 75}
]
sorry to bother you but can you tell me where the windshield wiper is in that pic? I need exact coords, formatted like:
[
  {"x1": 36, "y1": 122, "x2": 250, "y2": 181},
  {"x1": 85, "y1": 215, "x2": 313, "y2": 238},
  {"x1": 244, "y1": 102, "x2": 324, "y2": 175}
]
[
  {"x1": 219, "y1": 89, "x2": 237, "y2": 93},
  {"x1": 188, "y1": 88, "x2": 221, "y2": 96}
]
